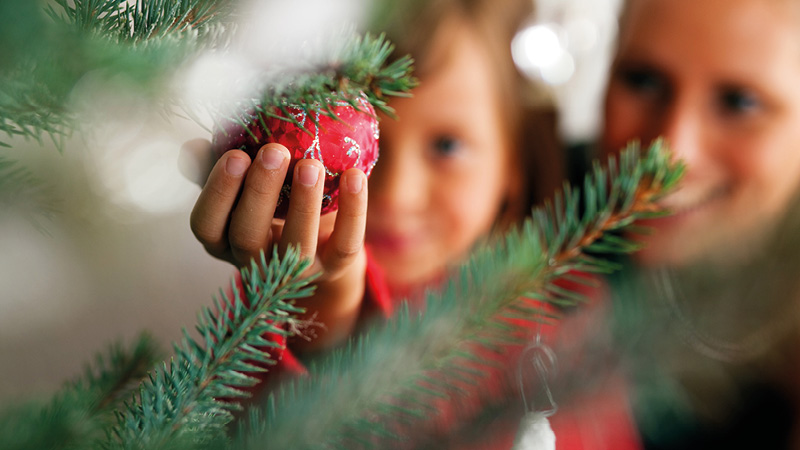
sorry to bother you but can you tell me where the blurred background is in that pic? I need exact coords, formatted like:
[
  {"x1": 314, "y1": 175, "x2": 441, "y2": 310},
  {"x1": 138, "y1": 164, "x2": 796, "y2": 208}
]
[{"x1": 0, "y1": 0, "x2": 620, "y2": 402}]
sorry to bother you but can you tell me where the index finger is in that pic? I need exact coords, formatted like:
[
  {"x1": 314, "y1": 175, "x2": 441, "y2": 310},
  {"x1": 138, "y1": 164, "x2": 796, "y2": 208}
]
[{"x1": 190, "y1": 150, "x2": 251, "y2": 260}]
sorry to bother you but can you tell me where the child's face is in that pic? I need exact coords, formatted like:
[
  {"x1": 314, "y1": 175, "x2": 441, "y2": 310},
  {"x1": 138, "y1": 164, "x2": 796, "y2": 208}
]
[
  {"x1": 366, "y1": 21, "x2": 518, "y2": 292},
  {"x1": 602, "y1": 0, "x2": 800, "y2": 266}
]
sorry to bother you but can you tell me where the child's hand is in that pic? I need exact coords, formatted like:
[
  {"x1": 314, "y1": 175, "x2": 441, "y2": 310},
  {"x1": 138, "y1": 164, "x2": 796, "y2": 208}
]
[{"x1": 183, "y1": 139, "x2": 368, "y2": 352}]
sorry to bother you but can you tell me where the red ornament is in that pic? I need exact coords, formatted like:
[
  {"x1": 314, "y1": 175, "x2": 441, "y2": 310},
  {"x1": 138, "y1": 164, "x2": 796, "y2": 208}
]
[{"x1": 211, "y1": 95, "x2": 380, "y2": 218}]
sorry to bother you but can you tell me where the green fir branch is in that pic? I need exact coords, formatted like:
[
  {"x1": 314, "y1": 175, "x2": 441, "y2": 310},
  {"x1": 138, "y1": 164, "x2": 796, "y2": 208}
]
[
  {"x1": 264, "y1": 32, "x2": 417, "y2": 118},
  {"x1": 119, "y1": 0, "x2": 233, "y2": 42},
  {"x1": 239, "y1": 140, "x2": 684, "y2": 449},
  {"x1": 108, "y1": 247, "x2": 315, "y2": 449},
  {"x1": 0, "y1": 155, "x2": 61, "y2": 232},
  {"x1": 0, "y1": 142, "x2": 682, "y2": 450},
  {"x1": 45, "y1": 0, "x2": 233, "y2": 43},
  {"x1": 45, "y1": 0, "x2": 128, "y2": 38},
  {"x1": 3, "y1": 1, "x2": 414, "y2": 151},
  {"x1": 69, "y1": 332, "x2": 164, "y2": 415},
  {"x1": 0, "y1": 333, "x2": 162, "y2": 450},
  {"x1": 216, "y1": 32, "x2": 418, "y2": 142},
  {"x1": 1, "y1": 0, "x2": 234, "y2": 150}
]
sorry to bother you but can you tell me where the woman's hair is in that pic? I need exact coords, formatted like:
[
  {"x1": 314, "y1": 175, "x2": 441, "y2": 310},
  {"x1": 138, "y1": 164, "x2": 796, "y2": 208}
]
[{"x1": 369, "y1": 0, "x2": 564, "y2": 227}]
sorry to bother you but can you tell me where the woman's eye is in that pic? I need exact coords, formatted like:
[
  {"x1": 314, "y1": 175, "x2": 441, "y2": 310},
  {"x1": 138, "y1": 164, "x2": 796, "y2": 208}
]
[
  {"x1": 718, "y1": 87, "x2": 761, "y2": 115},
  {"x1": 431, "y1": 135, "x2": 463, "y2": 157}
]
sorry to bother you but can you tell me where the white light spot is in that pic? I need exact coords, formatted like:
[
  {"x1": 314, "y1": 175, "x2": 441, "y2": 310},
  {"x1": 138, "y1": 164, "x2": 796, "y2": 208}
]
[
  {"x1": 178, "y1": 52, "x2": 260, "y2": 111},
  {"x1": 565, "y1": 18, "x2": 599, "y2": 54},
  {"x1": 120, "y1": 140, "x2": 198, "y2": 214},
  {"x1": 541, "y1": 53, "x2": 576, "y2": 85},
  {"x1": 92, "y1": 136, "x2": 198, "y2": 216},
  {"x1": 512, "y1": 25, "x2": 564, "y2": 70}
]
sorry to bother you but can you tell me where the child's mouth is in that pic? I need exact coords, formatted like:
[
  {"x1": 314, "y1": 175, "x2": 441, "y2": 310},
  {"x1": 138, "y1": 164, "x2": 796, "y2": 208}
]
[{"x1": 366, "y1": 230, "x2": 417, "y2": 253}]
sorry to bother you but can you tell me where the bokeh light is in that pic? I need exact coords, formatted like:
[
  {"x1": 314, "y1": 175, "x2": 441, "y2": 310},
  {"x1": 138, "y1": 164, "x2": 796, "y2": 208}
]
[
  {"x1": 512, "y1": 24, "x2": 566, "y2": 72},
  {"x1": 512, "y1": 0, "x2": 623, "y2": 141}
]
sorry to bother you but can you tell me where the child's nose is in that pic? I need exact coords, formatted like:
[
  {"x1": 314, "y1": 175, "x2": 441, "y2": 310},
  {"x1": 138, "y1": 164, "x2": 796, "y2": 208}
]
[{"x1": 368, "y1": 146, "x2": 427, "y2": 215}]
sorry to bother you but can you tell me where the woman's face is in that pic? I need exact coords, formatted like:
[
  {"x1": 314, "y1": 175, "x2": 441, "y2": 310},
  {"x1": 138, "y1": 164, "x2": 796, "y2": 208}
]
[
  {"x1": 366, "y1": 20, "x2": 519, "y2": 294},
  {"x1": 602, "y1": 0, "x2": 800, "y2": 267}
]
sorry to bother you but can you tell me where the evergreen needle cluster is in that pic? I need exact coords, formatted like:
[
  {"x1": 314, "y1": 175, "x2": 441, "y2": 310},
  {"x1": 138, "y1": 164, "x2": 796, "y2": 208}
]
[
  {"x1": 237, "y1": 141, "x2": 683, "y2": 449},
  {"x1": 110, "y1": 247, "x2": 314, "y2": 449},
  {"x1": 1, "y1": 1, "x2": 416, "y2": 232},
  {"x1": 0, "y1": 247, "x2": 315, "y2": 450},
  {"x1": 0, "y1": 156, "x2": 60, "y2": 233},
  {"x1": 0, "y1": 333, "x2": 161, "y2": 450},
  {"x1": 0, "y1": 142, "x2": 683, "y2": 450},
  {"x1": 1, "y1": 0, "x2": 234, "y2": 150},
  {"x1": 211, "y1": 31, "x2": 418, "y2": 142},
  {"x1": 2, "y1": 0, "x2": 417, "y2": 149},
  {"x1": 46, "y1": 0, "x2": 232, "y2": 42}
]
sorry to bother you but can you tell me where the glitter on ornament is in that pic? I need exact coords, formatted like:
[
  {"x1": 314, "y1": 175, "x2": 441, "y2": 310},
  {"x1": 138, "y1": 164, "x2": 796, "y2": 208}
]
[
  {"x1": 372, "y1": 120, "x2": 380, "y2": 140},
  {"x1": 344, "y1": 137, "x2": 361, "y2": 166}
]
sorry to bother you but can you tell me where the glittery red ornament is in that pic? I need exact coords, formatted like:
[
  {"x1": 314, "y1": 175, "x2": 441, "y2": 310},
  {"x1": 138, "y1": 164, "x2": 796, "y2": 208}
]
[{"x1": 211, "y1": 95, "x2": 380, "y2": 218}]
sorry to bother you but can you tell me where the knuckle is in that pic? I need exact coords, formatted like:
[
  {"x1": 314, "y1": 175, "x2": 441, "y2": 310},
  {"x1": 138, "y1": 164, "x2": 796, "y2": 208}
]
[
  {"x1": 228, "y1": 231, "x2": 264, "y2": 255},
  {"x1": 206, "y1": 180, "x2": 236, "y2": 201},
  {"x1": 202, "y1": 243, "x2": 227, "y2": 260},
  {"x1": 291, "y1": 244, "x2": 318, "y2": 265},
  {"x1": 290, "y1": 199, "x2": 321, "y2": 217},
  {"x1": 245, "y1": 177, "x2": 275, "y2": 197},
  {"x1": 190, "y1": 214, "x2": 216, "y2": 243},
  {"x1": 340, "y1": 207, "x2": 366, "y2": 222},
  {"x1": 331, "y1": 241, "x2": 362, "y2": 262}
]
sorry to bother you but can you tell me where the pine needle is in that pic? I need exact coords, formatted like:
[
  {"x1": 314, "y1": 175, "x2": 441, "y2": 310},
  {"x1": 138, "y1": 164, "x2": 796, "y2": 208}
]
[
  {"x1": 108, "y1": 246, "x2": 315, "y2": 449},
  {"x1": 2, "y1": 0, "x2": 233, "y2": 150},
  {"x1": 239, "y1": 141, "x2": 684, "y2": 449},
  {"x1": 0, "y1": 333, "x2": 162, "y2": 450},
  {"x1": 215, "y1": 31, "x2": 418, "y2": 145},
  {"x1": 0, "y1": 155, "x2": 61, "y2": 233}
]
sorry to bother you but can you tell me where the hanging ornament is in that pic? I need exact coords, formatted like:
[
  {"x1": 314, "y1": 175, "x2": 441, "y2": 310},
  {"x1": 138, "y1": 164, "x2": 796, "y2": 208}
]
[
  {"x1": 512, "y1": 413, "x2": 556, "y2": 450},
  {"x1": 211, "y1": 94, "x2": 380, "y2": 218},
  {"x1": 512, "y1": 332, "x2": 558, "y2": 450}
]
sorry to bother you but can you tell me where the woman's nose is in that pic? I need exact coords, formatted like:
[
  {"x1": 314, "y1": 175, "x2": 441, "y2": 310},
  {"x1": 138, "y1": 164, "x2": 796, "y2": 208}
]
[{"x1": 657, "y1": 98, "x2": 706, "y2": 167}]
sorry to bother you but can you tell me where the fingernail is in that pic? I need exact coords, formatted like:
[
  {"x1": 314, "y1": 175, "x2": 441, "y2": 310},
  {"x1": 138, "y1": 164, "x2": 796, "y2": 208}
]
[
  {"x1": 346, "y1": 172, "x2": 363, "y2": 194},
  {"x1": 298, "y1": 164, "x2": 320, "y2": 186},
  {"x1": 260, "y1": 146, "x2": 286, "y2": 170},
  {"x1": 226, "y1": 157, "x2": 248, "y2": 176}
]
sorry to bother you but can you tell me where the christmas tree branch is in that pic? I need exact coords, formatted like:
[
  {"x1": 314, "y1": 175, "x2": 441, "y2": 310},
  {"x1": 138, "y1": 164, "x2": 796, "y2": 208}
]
[
  {"x1": 0, "y1": 142, "x2": 682, "y2": 450},
  {"x1": 45, "y1": 0, "x2": 233, "y2": 43},
  {"x1": 3, "y1": 1, "x2": 415, "y2": 150},
  {"x1": 239, "y1": 141, "x2": 684, "y2": 449},
  {"x1": 0, "y1": 155, "x2": 61, "y2": 233},
  {"x1": 109, "y1": 247, "x2": 315, "y2": 449},
  {"x1": 0, "y1": 333, "x2": 162, "y2": 450},
  {"x1": 212, "y1": 32, "x2": 418, "y2": 144},
  {"x1": 1, "y1": 0, "x2": 233, "y2": 150},
  {"x1": 71, "y1": 332, "x2": 164, "y2": 413}
]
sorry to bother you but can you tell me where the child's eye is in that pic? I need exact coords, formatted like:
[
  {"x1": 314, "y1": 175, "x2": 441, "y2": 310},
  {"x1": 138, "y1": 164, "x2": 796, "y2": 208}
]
[
  {"x1": 431, "y1": 135, "x2": 463, "y2": 158},
  {"x1": 615, "y1": 67, "x2": 672, "y2": 105},
  {"x1": 717, "y1": 87, "x2": 761, "y2": 116},
  {"x1": 618, "y1": 67, "x2": 668, "y2": 99}
]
